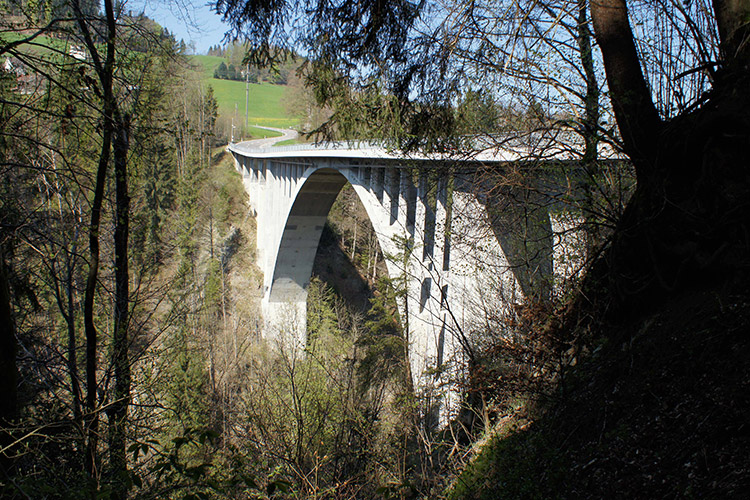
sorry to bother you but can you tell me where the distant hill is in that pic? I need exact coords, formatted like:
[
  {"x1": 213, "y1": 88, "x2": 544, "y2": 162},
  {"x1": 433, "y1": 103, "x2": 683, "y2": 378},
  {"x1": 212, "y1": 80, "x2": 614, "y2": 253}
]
[{"x1": 190, "y1": 54, "x2": 298, "y2": 129}]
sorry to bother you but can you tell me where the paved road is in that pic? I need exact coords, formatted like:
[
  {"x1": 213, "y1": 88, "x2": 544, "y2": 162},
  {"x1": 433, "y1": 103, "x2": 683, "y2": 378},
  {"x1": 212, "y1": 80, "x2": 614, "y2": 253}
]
[{"x1": 237, "y1": 126, "x2": 299, "y2": 149}]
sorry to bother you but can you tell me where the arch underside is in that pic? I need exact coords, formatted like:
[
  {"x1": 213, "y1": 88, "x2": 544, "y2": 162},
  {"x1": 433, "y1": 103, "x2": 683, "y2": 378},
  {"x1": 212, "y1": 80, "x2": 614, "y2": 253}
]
[
  {"x1": 267, "y1": 164, "x2": 425, "y2": 309},
  {"x1": 267, "y1": 163, "x2": 562, "y2": 317},
  {"x1": 268, "y1": 168, "x2": 349, "y2": 303}
]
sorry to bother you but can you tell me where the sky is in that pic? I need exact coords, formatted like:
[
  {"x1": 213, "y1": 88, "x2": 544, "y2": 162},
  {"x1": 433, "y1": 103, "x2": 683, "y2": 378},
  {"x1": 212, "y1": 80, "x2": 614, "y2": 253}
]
[{"x1": 134, "y1": 1, "x2": 229, "y2": 54}]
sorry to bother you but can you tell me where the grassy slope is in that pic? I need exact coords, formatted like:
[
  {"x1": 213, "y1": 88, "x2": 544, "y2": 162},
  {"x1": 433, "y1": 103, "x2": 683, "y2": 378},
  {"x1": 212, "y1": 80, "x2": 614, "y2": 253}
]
[
  {"x1": 190, "y1": 54, "x2": 298, "y2": 129},
  {"x1": 3, "y1": 42, "x2": 295, "y2": 134},
  {"x1": 449, "y1": 289, "x2": 750, "y2": 499},
  {"x1": 273, "y1": 138, "x2": 305, "y2": 146},
  {"x1": 0, "y1": 32, "x2": 73, "y2": 59}
]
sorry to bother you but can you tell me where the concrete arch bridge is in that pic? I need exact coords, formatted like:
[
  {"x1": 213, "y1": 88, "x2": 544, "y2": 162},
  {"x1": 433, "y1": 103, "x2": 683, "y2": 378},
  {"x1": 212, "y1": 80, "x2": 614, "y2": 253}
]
[{"x1": 228, "y1": 136, "x2": 588, "y2": 413}]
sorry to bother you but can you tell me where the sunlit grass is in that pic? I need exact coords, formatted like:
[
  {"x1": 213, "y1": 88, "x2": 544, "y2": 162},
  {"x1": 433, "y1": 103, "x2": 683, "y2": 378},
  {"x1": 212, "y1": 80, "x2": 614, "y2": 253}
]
[
  {"x1": 1, "y1": 31, "x2": 78, "y2": 59},
  {"x1": 272, "y1": 138, "x2": 305, "y2": 146},
  {"x1": 190, "y1": 55, "x2": 298, "y2": 128},
  {"x1": 246, "y1": 125, "x2": 282, "y2": 139}
]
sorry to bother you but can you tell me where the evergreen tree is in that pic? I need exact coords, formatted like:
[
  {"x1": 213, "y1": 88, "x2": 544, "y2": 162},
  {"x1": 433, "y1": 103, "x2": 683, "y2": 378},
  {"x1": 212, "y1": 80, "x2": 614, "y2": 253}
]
[{"x1": 214, "y1": 61, "x2": 228, "y2": 79}]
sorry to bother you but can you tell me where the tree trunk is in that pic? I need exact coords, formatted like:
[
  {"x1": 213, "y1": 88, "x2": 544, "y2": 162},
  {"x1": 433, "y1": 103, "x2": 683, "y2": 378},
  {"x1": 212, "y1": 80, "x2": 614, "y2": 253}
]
[
  {"x1": 587, "y1": 0, "x2": 750, "y2": 316},
  {"x1": 576, "y1": 0, "x2": 600, "y2": 167},
  {"x1": 712, "y1": 0, "x2": 750, "y2": 66},
  {"x1": 82, "y1": 103, "x2": 110, "y2": 490},
  {"x1": 72, "y1": 0, "x2": 117, "y2": 490},
  {"x1": 590, "y1": 0, "x2": 661, "y2": 175},
  {"x1": 0, "y1": 242, "x2": 18, "y2": 476},
  {"x1": 66, "y1": 249, "x2": 84, "y2": 442},
  {"x1": 575, "y1": 0, "x2": 604, "y2": 251},
  {"x1": 108, "y1": 112, "x2": 131, "y2": 500}
]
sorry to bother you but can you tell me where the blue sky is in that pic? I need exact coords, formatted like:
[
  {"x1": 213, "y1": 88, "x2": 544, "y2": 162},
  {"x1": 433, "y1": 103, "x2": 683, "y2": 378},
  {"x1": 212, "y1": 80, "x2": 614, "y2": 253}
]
[{"x1": 135, "y1": 1, "x2": 229, "y2": 54}]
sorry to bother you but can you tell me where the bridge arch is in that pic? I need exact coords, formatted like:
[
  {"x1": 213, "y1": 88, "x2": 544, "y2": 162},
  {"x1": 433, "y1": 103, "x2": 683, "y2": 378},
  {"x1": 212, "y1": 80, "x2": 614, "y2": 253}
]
[
  {"x1": 262, "y1": 164, "x2": 410, "y2": 341},
  {"x1": 230, "y1": 143, "x2": 587, "y2": 422}
]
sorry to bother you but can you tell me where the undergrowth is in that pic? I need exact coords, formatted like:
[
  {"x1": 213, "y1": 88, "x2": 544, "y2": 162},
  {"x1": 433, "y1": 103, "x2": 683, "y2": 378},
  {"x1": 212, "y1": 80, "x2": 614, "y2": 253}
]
[{"x1": 448, "y1": 289, "x2": 750, "y2": 498}]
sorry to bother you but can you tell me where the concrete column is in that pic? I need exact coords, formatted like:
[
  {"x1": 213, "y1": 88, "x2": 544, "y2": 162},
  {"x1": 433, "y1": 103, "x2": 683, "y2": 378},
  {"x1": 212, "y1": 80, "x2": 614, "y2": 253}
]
[
  {"x1": 429, "y1": 176, "x2": 451, "y2": 402},
  {"x1": 256, "y1": 160, "x2": 264, "y2": 211},
  {"x1": 285, "y1": 163, "x2": 291, "y2": 197},
  {"x1": 274, "y1": 163, "x2": 285, "y2": 272},
  {"x1": 255, "y1": 160, "x2": 266, "y2": 276},
  {"x1": 408, "y1": 168, "x2": 428, "y2": 382},
  {"x1": 256, "y1": 160, "x2": 267, "y2": 259},
  {"x1": 412, "y1": 169, "x2": 427, "y2": 282},
  {"x1": 293, "y1": 165, "x2": 301, "y2": 194},
  {"x1": 441, "y1": 176, "x2": 452, "y2": 272},
  {"x1": 285, "y1": 164, "x2": 290, "y2": 196},
  {"x1": 398, "y1": 168, "x2": 415, "y2": 235},
  {"x1": 432, "y1": 175, "x2": 448, "y2": 280},
  {"x1": 415, "y1": 169, "x2": 432, "y2": 264},
  {"x1": 280, "y1": 163, "x2": 286, "y2": 199},
  {"x1": 268, "y1": 164, "x2": 284, "y2": 288},
  {"x1": 385, "y1": 167, "x2": 400, "y2": 225},
  {"x1": 241, "y1": 158, "x2": 251, "y2": 202},
  {"x1": 382, "y1": 167, "x2": 393, "y2": 225},
  {"x1": 372, "y1": 167, "x2": 384, "y2": 202},
  {"x1": 244, "y1": 158, "x2": 257, "y2": 214}
]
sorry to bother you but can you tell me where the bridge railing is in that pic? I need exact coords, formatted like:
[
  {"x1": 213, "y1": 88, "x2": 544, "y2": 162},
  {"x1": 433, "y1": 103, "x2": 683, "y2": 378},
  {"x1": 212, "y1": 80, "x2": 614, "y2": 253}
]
[
  {"x1": 230, "y1": 140, "x2": 386, "y2": 155},
  {"x1": 228, "y1": 132, "x2": 626, "y2": 163}
]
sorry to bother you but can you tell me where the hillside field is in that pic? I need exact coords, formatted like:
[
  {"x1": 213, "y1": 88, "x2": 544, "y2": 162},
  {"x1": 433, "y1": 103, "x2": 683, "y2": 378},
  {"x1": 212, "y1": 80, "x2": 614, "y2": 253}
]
[{"x1": 190, "y1": 54, "x2": 299, "y2": 129}]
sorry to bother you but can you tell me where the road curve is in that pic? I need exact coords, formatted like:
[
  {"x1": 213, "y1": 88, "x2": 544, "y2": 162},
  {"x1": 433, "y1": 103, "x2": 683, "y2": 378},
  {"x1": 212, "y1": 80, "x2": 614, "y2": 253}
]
[{"x1": 236, "y1": 126, "x2": 299, "y2": 149}]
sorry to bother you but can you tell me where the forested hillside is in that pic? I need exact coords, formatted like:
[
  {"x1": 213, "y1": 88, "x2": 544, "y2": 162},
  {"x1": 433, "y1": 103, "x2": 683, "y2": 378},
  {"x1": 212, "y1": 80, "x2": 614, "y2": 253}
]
[
  {"x1": 4, "y1": 0, "x2": 750, "y2": 498},
  {"x1": 1, "y1": 5, "x2": 238, "y2": 495},
  {"x1": 0, "y1": 4, "x2": 450, "y2": 498}
]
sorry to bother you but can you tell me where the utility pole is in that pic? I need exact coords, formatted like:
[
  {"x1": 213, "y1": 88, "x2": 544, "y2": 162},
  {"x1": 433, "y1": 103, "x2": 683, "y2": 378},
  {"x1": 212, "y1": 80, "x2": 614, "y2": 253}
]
[{"x1": 245, "y1": 62, "x2": 250, "y2": 129}]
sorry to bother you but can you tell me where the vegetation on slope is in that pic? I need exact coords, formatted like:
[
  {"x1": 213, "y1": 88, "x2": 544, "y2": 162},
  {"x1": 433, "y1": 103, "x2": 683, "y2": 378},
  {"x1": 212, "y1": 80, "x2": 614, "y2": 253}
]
[
  {"x1": 450, "y1": 288, "x2": 750, "y2": 498},
  {"x1": 1, "y1": 7, "x2": 418, "y2": 496},
  {"x1": 184, "y1": 154, "x2": 419, "y2": 499},
  {"x1": 214, "y1": 1, "x2": 750, "y2": 497},
  {"x1": 5, "y1": 1, "x2": 750, "y2": 497}
]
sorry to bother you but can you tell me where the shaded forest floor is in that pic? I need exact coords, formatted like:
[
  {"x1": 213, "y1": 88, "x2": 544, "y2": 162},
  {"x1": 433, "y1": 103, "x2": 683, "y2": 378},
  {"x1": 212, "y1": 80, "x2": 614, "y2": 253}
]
[{"x1": 451, "y1": 287, "x2": 750, "y2": 498}]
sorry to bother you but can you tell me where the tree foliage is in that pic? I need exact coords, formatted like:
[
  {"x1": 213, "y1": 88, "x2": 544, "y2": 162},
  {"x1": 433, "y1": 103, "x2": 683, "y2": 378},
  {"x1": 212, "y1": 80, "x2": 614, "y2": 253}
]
[
  {"x1": 0, "y1": 2, "x2": 219, "y2": 497},
  {"x1": 214, "y1": 0, "x2": 750, "y2": 311}
]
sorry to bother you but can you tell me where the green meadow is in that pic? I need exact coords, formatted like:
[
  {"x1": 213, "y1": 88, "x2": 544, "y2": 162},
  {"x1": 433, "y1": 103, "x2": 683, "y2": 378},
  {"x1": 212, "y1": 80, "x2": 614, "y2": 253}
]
[
  {"x1": 190, "y1": 54, "x2": 299, "y2": 129},
  {"x1": 1, "y1": 32, "x2": 74, "y2": 58}
]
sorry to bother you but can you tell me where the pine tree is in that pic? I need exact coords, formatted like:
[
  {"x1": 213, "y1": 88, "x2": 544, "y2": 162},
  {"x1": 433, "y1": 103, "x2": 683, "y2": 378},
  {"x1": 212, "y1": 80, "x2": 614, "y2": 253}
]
[{"x1": 214, "y1": 61, "x2": 228, "y2": 79}]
